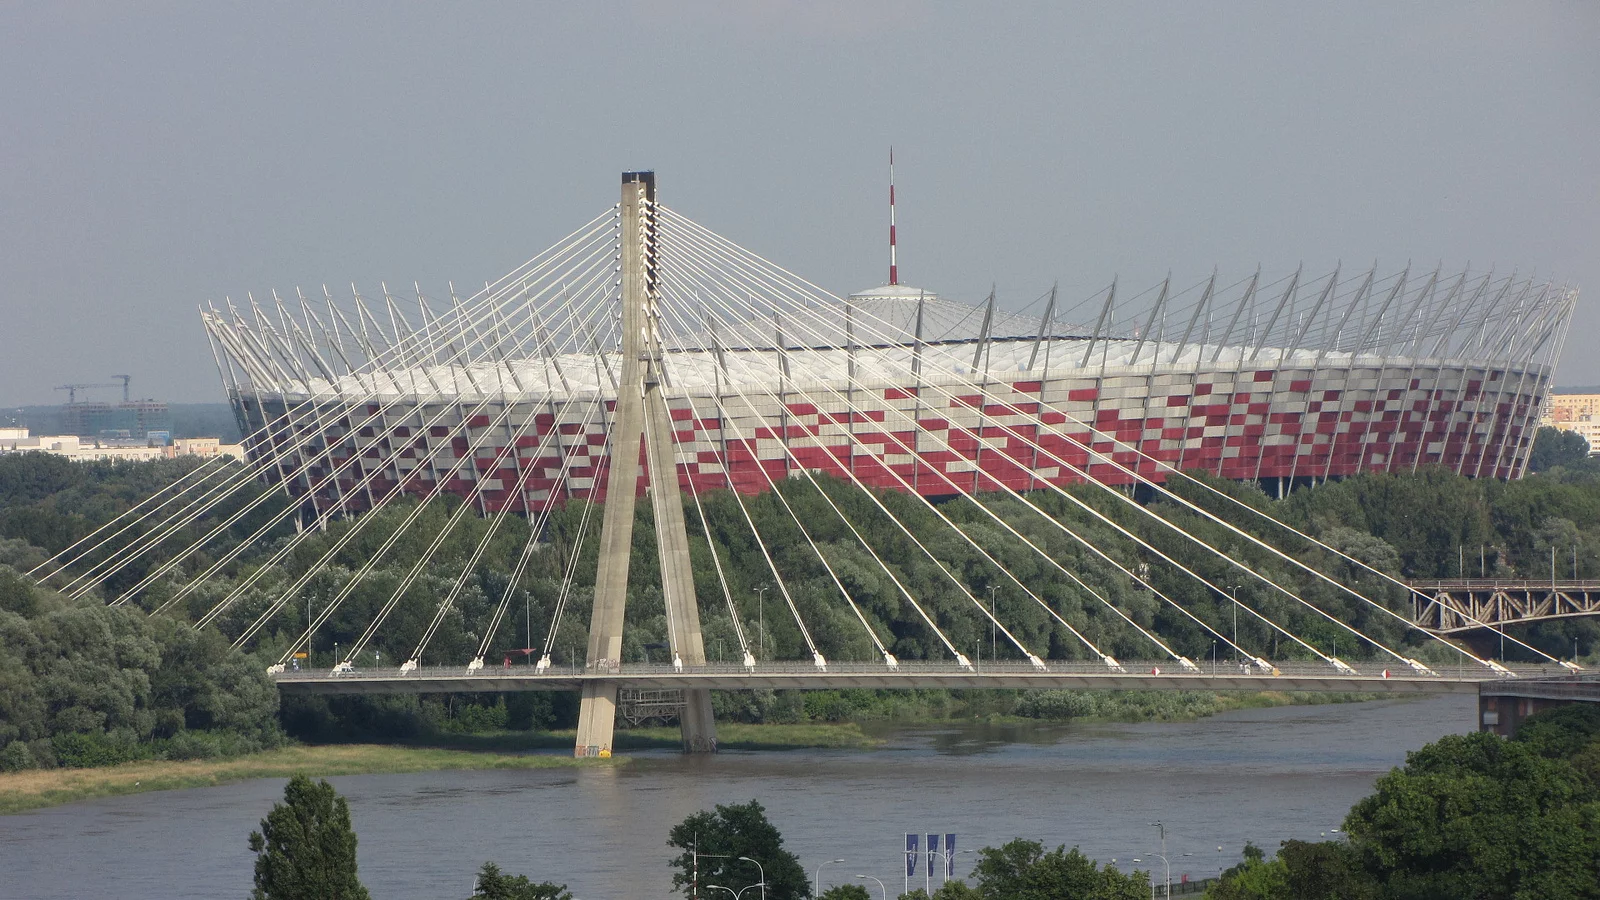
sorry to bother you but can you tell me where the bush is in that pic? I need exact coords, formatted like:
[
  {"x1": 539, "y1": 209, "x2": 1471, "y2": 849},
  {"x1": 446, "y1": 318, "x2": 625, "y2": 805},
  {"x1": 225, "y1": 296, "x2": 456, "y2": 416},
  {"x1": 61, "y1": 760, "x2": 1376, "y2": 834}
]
[
  {"x1": 51, "y1": 731, "x2": 150, "y2": 768},
  {"x1": 1013, "y1": 690, "x2": 1096, "y2": 719},
  {"x1": 0, "y1": 741, "x2": 33, "y2": 772}
]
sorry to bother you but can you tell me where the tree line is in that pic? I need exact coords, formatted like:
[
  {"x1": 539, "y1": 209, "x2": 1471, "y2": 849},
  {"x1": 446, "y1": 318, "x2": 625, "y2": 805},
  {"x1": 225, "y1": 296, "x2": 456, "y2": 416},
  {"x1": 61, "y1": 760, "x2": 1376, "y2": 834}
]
[{"x1": 4, "y1": 427, "x2": 1600, "y2": 764}]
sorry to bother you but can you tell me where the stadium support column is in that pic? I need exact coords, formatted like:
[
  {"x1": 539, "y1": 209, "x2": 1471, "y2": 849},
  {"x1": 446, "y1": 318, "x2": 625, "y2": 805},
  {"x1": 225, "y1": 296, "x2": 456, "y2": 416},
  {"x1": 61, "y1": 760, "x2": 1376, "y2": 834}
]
[{"x1": 575, "y1": 172, "x2": 717, "y2": 757}]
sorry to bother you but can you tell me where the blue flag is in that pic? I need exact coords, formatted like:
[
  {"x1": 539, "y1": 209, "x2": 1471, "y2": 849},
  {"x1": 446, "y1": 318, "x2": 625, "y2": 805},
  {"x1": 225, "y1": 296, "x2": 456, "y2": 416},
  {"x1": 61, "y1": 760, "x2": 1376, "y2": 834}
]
[
  {"x1": 905, "y1": 833, "x2": 919, "y2": 877},
  {"x1": 946, "y1": 834, "x2": 957, "y2": 877},
  {"x1": 928, "y1": 833, "x2": 940, "y2": 874}
]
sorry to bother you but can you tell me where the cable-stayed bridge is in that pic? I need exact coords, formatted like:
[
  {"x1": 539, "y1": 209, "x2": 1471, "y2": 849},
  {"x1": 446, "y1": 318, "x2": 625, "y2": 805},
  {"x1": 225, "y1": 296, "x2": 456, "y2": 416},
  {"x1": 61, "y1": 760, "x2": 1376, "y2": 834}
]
[{"x1": 25, "y1": 172, "x2": 1582, "y2": 757}]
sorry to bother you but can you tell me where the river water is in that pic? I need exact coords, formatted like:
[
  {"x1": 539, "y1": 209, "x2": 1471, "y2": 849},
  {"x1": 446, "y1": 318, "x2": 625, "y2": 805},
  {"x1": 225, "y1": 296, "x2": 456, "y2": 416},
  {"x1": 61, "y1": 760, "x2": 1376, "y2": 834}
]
[{"x1": 0, "y1": 694, "x2": 1475, "y2": 900}]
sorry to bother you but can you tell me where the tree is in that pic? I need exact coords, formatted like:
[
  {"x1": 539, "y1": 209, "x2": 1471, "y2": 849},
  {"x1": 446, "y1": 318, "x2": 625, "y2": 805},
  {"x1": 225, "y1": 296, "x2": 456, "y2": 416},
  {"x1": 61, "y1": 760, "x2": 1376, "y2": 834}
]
[
  {"x1": 1275, "y1": 840, "x2": 1376, "y2": 900},
  {"x1": 1204, "y1": 857, "x2": 1288, "y2": 900},
  {"x1": 1528, "y1": 426, "x2": 1592, "y2": 473},
  {"x1": 1345, "y1": 731, "x2": 1600, "y2": 899},
  {"x1": 468, "y1": 862, "x2": 572, "y2": 900},
  {"x1": 962, "y1": 839, "x2": 1146, "y2": 900},
  {"x1": 666, "y1": 799, "x2": 809, "y2": 899},
  {"x1": 1514, "y1": 703, "x2": 1600, "y2": 760},
  {"x1": 248, "y1": 775, "x2": 371, "y2": 900},
  {"x1": 818, "y1": 885, "x2": 872, "y2": 900}
]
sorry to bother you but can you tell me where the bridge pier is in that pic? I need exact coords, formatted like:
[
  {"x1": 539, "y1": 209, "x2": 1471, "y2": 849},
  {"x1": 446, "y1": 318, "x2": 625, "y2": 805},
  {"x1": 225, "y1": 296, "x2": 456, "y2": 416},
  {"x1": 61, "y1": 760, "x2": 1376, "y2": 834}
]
[{"x1": 575, "y1": 683, "x2": 619, "y2": 756}]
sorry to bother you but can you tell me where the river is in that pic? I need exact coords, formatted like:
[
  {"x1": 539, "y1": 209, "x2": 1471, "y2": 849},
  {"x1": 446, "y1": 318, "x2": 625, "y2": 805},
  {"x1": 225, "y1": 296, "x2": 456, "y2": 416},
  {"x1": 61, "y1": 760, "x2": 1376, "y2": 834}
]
[{"x1": 0, "y1": 694, "x2": 1476, "y2": 899}]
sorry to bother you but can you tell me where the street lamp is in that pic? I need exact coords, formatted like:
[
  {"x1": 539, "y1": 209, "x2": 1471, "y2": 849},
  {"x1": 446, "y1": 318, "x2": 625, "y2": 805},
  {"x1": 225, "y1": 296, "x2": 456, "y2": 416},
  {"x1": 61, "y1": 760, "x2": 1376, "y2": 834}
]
[
  {"x1": 705, "y1": 885, "x2": 763, "y2": 900},
  {"x1": 933, "y1": 848, "x2": 976, "y2": 884},
  {"x1": 1131, "y1": 859, "x2": 1153, "y2": 900},
  {"x1": 813, "y1": 858, "x2": 845, "y2": 896},
  {"x1": 856, "y1": 875, "x2": 887, "y2": 900},
  {"x1": 754, "y1": 585, "x2": 768, "y2": 660},
  {"x1": 987, "y1": 584, "x2": 998, "y2": 662},
  {"x1": 1229, "y1": 586, "x2": 1239, "y2": 664},
  {"x1": 1146, "y1": 854, "x2": 1171, "y2": 900},
  {"x1": 1149, "y1": 821, "x2": 1169, "y2": 900},
  {"x1": 740, "y1": 857, "x2": 766, "y2": 900}
]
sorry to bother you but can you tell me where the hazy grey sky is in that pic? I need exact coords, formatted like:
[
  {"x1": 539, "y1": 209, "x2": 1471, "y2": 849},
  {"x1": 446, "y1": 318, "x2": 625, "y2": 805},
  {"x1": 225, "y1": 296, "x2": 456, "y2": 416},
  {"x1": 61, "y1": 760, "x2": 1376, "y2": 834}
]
[{"x1": 2, "y1": 1, "x2": 1596, "y2": 405}]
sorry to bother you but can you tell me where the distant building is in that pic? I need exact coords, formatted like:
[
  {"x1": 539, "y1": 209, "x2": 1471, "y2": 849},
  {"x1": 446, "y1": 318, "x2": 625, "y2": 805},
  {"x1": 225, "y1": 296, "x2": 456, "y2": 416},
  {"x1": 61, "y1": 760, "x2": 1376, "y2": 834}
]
[
  {"x1": 1539, "y1": 392, "x2": 1600, "y2": 454},
  {"x1": 0, "y1": 429, "x2": 244, "y2": 463}
]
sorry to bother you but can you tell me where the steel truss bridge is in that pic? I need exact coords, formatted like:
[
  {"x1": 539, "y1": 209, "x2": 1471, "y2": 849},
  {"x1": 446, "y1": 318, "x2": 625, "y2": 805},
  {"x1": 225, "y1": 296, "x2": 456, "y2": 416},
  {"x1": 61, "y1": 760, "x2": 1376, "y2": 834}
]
[
  {"x1": 1410, "y1": 579, "x2": 1600, "y2": 633},
  {"x1": 26, "y1": 171, "x2": 1582, "y2": 758}
]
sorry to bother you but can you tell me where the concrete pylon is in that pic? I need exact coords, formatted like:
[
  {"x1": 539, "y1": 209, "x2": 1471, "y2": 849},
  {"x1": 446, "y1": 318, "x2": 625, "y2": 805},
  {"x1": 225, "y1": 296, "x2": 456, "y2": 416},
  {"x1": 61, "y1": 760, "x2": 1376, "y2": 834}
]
[{"x1": 574, "y1": 172, "x2": 717, "y2": 756}]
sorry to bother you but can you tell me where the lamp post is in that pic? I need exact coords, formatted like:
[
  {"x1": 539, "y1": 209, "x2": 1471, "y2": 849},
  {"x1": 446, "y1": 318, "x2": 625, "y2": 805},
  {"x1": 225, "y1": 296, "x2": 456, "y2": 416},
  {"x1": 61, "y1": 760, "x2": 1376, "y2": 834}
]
[
  {"x1": 856, "y1": 875, "x2": 887, "y2": 900},
  {"x1": 1146, "y1": 854, "x2": 1171, "y2": 900},
  {"x1": 1229, "y1": 587, "x2": 1239, "y2": 664},
  {"x1": 740, "y1": 857, "x2": 766, "y2": 900},
  {"x1": 813, "y1": 858, "x2": 845, "y2": 896},
  {"x1": 987, "y1": 584, "x2": 998, "y2": 663},
  {"x1": 754, "y1": 585, "x2": 768, "y2": 660},
  {"x1": 1132, "y1": 859, "x2": 1153, "y2": 900},
  {"x1": 1149, "y1": 821, "x2": 1168, "y2": 900},
  {"x1": 933, "y1": 848, "x2": 975, "y2": 884}
]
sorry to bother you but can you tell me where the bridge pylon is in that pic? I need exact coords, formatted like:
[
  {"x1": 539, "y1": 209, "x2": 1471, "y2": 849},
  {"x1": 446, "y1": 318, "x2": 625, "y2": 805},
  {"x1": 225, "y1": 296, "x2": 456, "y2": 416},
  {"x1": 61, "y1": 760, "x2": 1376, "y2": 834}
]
[{"x1": 574, "y1": 172, "x2": 717, "y2": 756}]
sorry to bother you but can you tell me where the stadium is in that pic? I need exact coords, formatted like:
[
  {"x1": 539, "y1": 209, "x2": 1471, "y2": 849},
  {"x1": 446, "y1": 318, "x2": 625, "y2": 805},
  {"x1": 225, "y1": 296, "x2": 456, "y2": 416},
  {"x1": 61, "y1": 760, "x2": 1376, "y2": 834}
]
[{"x1": 203, "y1": 183, "x2": 1576, "y2": 517}]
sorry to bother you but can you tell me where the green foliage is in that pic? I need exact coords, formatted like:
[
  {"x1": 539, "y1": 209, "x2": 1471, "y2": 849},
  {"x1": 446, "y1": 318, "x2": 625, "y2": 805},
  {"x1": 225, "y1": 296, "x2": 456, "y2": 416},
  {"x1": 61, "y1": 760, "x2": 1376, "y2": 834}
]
[
  {"x1": 1203, "y1": 857, "x2": 1288, "y2": 900},
  {"x1": 897, "y1": 884, "x2": 983, "y2": 900},
  {"x1": 1274, "y1": 840, "x2": 1376, "y2": 900},
  {"x1": 1512, "y1": 703, "x2": 1600, "y2": 760},
  {"x1": 0, "y1": 564, "x2": 282, "y2": 769},
  {"x1": 248, "y1": 774, "x2": 371, "y2": 900},
  {"x1": 666, "y1": 799, "x2": 810, "y2": 899},
  {"x1": 819, "y1": 886, "x2": 872, "y2": 900},
  {"x1": 468, "y1": 862, "x2": 572, "y2": 900},
  {"x1": 1344, "y1": 731, "x2": 1600, "y2": 899},
  {"x1": 1528, "y1": 426, "x2": 1596, "y2": 474},
  {"x1": 959, "y1": 839, "x2": 1148, "y2": 900}
]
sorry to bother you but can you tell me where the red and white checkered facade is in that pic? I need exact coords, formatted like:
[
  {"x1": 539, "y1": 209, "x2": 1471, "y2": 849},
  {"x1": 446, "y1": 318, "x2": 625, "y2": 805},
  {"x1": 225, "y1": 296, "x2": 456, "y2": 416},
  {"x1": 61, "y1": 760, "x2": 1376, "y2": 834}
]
[{"x1": 239, "y1": 353, "x2": 1548, "y2": 515}]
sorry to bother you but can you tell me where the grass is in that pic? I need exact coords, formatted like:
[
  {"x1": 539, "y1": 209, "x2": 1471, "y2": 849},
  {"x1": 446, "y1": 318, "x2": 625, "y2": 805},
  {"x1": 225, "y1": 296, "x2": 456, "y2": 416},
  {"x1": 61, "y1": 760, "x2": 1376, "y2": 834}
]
[
  {"x1": 0, "y1": 722, "x2": 874, "y2": 816},
  {"x1": 0, "y1": 743, "x2": 620, "y2": 816}
]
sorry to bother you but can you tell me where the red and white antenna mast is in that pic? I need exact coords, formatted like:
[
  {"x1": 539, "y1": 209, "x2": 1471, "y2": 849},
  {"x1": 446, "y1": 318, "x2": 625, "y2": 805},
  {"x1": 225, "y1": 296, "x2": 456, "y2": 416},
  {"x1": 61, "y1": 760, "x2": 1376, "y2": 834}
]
[{"x1": 888, "y1": 147, "x2": 898, "y2": 286}]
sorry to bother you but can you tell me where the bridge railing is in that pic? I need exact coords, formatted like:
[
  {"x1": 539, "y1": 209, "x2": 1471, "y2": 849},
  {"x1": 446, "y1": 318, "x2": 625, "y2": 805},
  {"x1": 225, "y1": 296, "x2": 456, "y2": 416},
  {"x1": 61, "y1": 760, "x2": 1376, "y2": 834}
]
[
  {"x1": 1410, "y1": 579, "x2": 1600, "y2": 591},
  {"x1": 267, "y1": 658, "x2": 1571, "y2": 683}
]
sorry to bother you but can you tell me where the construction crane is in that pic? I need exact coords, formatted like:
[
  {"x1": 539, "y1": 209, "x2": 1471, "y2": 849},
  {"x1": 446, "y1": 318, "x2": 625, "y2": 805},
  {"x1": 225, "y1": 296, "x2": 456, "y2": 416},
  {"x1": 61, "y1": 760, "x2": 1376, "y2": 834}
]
[
  {"x1": 53, "y1": 383, "x2": 119, "y2": 404},
  {"x1": 110, "y1": 375, "x2": 131, "y2": 403}
]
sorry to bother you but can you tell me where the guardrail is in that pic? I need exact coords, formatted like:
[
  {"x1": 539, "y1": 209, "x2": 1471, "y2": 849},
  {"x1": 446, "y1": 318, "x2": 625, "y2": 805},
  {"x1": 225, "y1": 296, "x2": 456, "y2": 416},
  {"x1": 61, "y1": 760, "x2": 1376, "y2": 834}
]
[{"x1": 269, "y1": 658, "x2": 1570, "y2": 684}]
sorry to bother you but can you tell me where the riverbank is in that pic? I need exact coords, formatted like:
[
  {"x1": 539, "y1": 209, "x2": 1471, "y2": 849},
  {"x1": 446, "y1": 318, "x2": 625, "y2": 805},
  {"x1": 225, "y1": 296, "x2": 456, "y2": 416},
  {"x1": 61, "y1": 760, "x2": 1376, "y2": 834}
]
[
  {"x1": 0, "y1": 744, "x2": 620, "y2": 816},
  {"x1": 0, "y1": 694, "x2": 1395, "y2": 816},
  {"x1": 396, "y1": 722, "x2": 880, "y2": 753}
]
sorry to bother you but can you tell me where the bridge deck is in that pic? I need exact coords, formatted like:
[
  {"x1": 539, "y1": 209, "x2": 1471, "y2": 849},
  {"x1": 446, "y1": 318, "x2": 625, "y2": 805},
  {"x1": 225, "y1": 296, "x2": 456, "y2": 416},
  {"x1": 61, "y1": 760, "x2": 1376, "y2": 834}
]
[{"x1": 270, "y1": 660, "x2": 1563, "y2": 696}]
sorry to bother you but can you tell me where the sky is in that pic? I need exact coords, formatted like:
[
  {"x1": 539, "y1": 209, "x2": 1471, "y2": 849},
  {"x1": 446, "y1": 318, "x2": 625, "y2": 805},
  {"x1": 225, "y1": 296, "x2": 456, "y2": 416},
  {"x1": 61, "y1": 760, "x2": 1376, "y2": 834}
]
[{"x1": 1, "y1": 1, "x2": 1596, "y2": 405}]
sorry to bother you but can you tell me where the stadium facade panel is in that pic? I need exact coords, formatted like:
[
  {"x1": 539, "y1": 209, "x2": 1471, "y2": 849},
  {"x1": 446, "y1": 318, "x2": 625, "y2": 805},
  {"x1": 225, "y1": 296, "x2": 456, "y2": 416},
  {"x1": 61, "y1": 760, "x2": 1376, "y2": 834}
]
[{"x1": 229, "y1": 345, "x2": 1549, "y2": 515}]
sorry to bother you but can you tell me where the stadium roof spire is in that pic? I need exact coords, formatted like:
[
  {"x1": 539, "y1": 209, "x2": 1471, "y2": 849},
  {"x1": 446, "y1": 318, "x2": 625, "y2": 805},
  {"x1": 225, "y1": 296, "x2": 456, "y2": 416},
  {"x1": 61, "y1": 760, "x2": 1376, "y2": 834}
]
[{"x1": 888, "y1": 147, "x2": 898, "y2": 286}]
